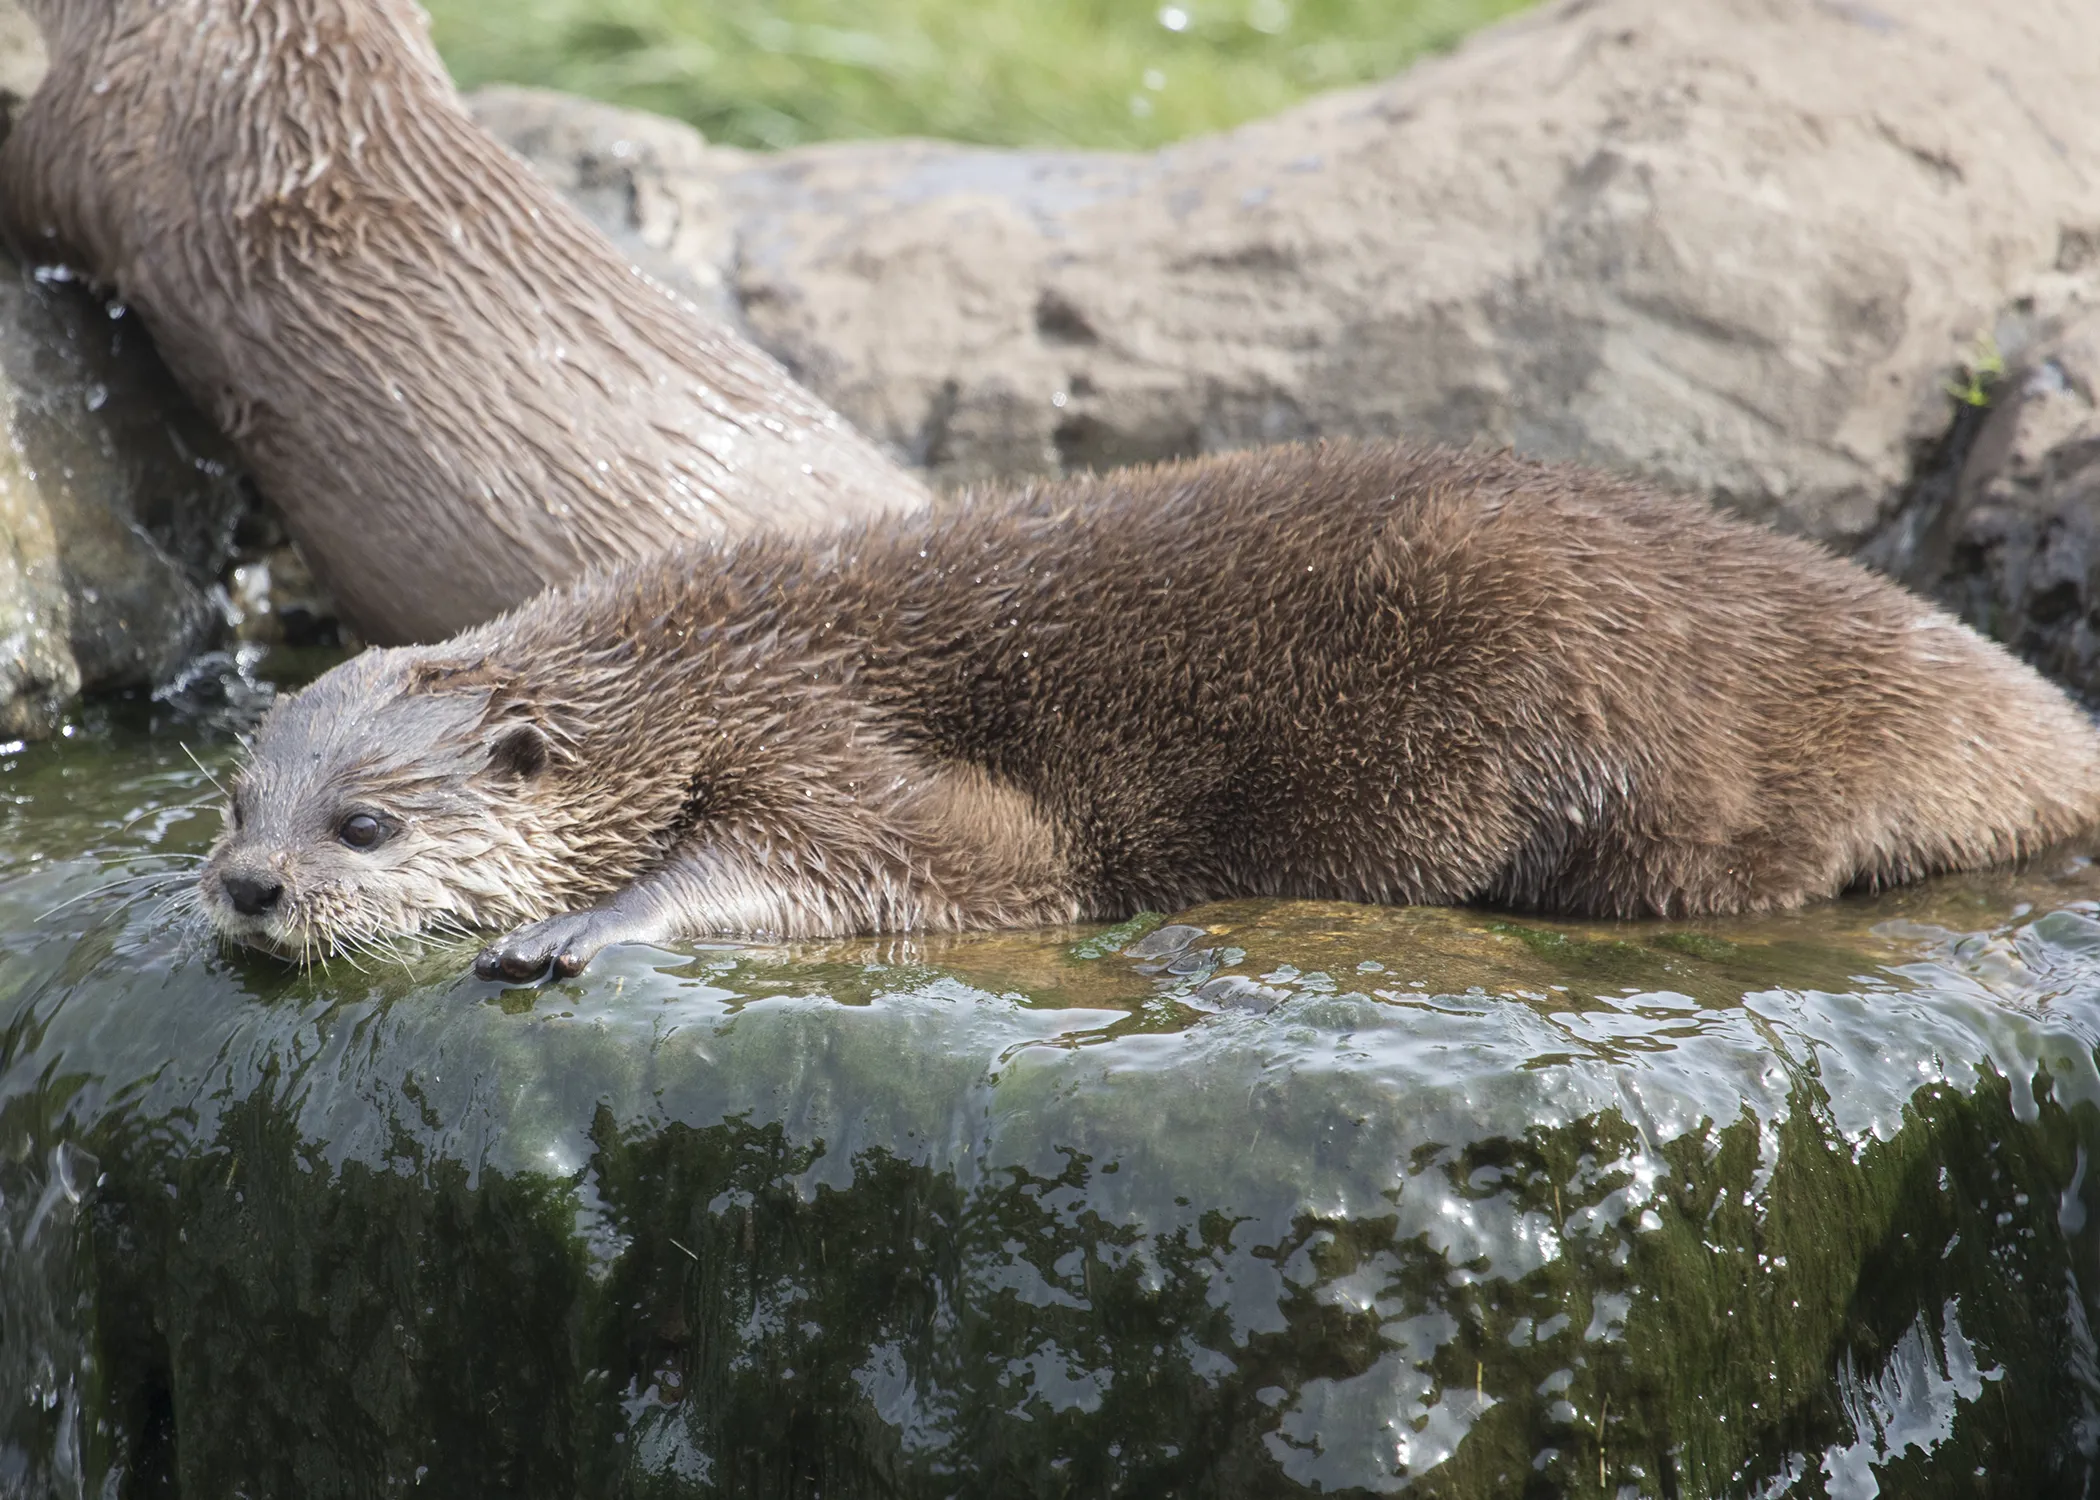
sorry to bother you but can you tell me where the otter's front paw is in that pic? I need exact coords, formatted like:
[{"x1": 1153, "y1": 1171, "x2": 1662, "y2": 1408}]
[{"x1": 475, "y1": 909, "x2": 632, "y2": 982}]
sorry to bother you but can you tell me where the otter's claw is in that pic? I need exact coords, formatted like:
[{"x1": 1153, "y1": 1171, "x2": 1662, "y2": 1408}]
[{"x1": 475, "y1": 909, "x2": 635, "y2": 982}]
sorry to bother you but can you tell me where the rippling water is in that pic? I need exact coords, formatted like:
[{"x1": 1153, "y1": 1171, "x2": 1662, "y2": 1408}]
[{"x1": 4, "y1": 709, "x2": 2099, "y2": 1497}]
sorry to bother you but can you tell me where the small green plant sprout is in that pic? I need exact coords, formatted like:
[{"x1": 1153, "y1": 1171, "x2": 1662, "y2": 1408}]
[{"x1": 1946, "y1": 330, "x2": 2006, "y2": 408}]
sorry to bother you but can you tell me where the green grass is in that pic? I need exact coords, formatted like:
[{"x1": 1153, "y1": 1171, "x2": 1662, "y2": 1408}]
[{"x1": 422, "y1": 0, "x2": 1536, "y2": 151}]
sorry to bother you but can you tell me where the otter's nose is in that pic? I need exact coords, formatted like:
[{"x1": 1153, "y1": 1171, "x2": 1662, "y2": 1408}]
[{"x1": 221, "y1": 872, "x2": 284, "y2": 917}]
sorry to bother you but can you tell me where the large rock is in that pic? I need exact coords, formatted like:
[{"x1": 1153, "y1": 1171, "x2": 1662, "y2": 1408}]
[
  {"x1": 0, "y1": 429, "x2": 72, "y2": 738},
  {"x1": 0, "y1": 260, "x2": 251, "y2": 726},
  {"x1": 480, "y1": 0, "x2": 2100, "y2": 548}
]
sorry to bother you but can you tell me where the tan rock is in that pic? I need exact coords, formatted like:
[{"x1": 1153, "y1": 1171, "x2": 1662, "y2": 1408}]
[
  {"x1": 0, "y1": 444, "x2": 74, "y2": 740},
  {"x1": 483, "y1": 0, "x2": 2100, "y2": 547},
  {"x1": 0, "y1": 0, "x2": 42, "y2": 110}
]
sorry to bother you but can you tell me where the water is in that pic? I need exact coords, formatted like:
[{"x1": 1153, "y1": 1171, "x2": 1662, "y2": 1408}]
[{"x1": 3, "y1": 707, "x2": 2099, "y2": 1497}]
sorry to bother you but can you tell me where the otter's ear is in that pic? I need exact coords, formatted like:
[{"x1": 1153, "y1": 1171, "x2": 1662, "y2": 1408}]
[{"x1": 486, "y1": 723, "x2": 552, "y2": 780}]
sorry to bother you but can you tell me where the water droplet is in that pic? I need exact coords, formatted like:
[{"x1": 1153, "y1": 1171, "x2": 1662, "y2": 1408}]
[
  {"x1": 1143, "y1": 68, "x2": 1166, "y2": 91},
  {"x1": 1157, "y1": 5, "x2": 1190, "y2": 30},
  {"x1": 83, "y1": 383, "x2": 107, "y2": 413}
]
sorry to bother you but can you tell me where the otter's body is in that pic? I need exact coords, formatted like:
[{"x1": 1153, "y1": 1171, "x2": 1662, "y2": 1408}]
[
  {"x1": 1, "y1": 0, "x2": 926, "y2": 645},
  {"x1": 199, "y1": 443, "x2": 2100, "y2": 974}
]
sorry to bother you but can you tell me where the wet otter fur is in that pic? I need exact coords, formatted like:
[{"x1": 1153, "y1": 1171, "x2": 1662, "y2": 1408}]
[
  {"x1": 197, "y1": 442, "x2": 2100, "y2": 977},
  {"x1": 0, "y1": 0, "x2": 926, "y2": 646}
]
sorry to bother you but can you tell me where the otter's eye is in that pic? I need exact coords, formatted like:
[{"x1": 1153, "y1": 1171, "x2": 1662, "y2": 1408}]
[{"x1": 338, "y1": 813, "x2": 387, "y2": 850}]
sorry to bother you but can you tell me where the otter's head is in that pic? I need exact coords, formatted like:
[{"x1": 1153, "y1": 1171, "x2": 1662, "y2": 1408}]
[{"x1": 198, "y1": 649, "x2": 575, "y2": 963}]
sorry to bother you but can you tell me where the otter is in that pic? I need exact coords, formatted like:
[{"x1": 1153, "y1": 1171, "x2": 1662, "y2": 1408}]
[
  {"x1": 0, "y1": 0, "x2": 927, "y2": 646},
  {"x1": 192, "y1": 441, "x2": 2100, "y2": 978}
]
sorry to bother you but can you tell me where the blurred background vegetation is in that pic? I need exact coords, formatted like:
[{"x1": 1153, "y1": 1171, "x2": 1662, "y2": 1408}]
[{"x1": 422, "y1": 0, "x2": 1535, "y2": 151}]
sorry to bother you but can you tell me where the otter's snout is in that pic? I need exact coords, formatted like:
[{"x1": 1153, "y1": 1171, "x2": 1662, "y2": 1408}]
[{"x1": 220, "y1": 870, "x2": 284, "y2": 917}]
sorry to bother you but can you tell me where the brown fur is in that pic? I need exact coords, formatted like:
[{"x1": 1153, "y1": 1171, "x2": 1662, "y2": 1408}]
[
  {"x1": 195, "y1": 442, "x2": 2100, "y2": 975},
  {"x1": 0, "y1": 0, "x2": 926, "y2": 646}
]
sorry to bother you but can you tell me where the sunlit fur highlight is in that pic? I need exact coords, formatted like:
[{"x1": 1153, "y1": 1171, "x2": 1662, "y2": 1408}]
[
  {"x1": 200, "y1": 441, "x2": 2100, "y2": 963},
  {"x1": 0, "y1": 0, "x2": 926, "y2": 646}
]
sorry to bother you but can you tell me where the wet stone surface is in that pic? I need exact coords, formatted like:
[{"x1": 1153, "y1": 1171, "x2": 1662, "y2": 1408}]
[{"x1": 3, "y1": 711, "x2": 2100, "y2": 1497}]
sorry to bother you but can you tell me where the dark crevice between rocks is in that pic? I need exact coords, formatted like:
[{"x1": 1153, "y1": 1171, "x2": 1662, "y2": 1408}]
[
  {"x1": 1860, "y1": 354, "x2": 2100, "y2": 709},
  {"x1": 219, "y1": 487, "x2": 351, "y2": 652},
  {"x1": 1052, "y1": 412, "x2": 1201, "y2": 475},
  {"x1": 910, "y1": 377, "x2": 960, "y2": 470},
  {"x1": 1034, "y1": 289, "x2": 1100, "y2": 347},
  {"x1": 1854, "y1": 390, "x2": 1999, "y2": 592}
]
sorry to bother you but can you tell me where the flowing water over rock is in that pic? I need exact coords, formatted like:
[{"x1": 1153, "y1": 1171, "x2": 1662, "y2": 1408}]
[{"x1": 4, "y1": 706, "x2": 2100, "y2": 1497}]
